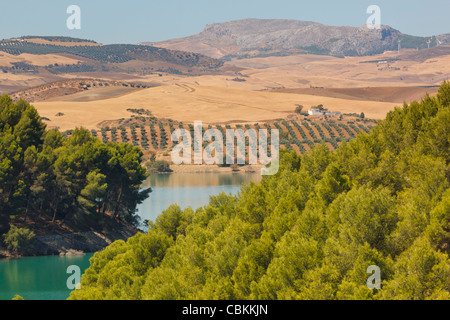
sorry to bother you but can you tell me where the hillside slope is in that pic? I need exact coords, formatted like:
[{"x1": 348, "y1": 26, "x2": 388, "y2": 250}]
[
  {"x1": 69, "y1": 82, "x2": 450, "y2": 300},
  {"x1": 0, "y1": 36, "x2": 224, "y2": 74}
]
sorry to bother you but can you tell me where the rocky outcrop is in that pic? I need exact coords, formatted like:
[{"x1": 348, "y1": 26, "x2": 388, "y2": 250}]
[
  {"x1": 0, "y1": 226, "x2": 141, "y2": 258},
  {"x1": 34, "y1": 229, "x2": 139, "y2": 256}
]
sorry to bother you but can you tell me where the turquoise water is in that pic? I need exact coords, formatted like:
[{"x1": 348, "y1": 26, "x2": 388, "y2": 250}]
[
  {"x1": 0, "y1": 254, "x2": 93, "y2": 300},
  {"x1": 0, "y1": 172, "x2": 261, "y2": 300}
]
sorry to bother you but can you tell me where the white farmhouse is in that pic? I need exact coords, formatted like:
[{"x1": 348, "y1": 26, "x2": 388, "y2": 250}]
[
  {"x1": 308, "y1": 109, "x2": 325, "y2": 116},
  {"x1": 308, "y1": 108, "x2": 342, "y2": 116}
]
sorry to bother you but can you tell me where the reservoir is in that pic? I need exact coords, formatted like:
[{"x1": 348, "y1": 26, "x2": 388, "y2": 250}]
[
  {"x1": 0, "y1": 172, "x2": 261, "y2": 300},
  {"x1": 137, "y1": 172, "x2": 261, "y2": 225}
]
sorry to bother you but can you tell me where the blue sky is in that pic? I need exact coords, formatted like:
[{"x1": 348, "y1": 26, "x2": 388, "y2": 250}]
[{"x1": 0, "y1": 0, "x2": 448, "y2": 44}]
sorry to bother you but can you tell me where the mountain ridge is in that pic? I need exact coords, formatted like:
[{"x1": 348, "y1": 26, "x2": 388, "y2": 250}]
[{"x1": 144, "y1": 18, "x2": 450, "y2": 59}]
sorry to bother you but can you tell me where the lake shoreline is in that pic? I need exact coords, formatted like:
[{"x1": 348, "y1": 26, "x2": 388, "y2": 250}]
[
  {"x1": 1, "y1": 171, "x2": 261, "y2": 260},
  {"x1": 166, "y1": 164, "x2": 264, "y2": 174},
  {"x1": 0, "y1": 222, "x2": 142, "y2": 259}
]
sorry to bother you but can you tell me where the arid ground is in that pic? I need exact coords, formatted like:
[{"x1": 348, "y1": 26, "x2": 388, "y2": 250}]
[{"x1": 2, "y1": 46, "x2": 449, "y2": 131}]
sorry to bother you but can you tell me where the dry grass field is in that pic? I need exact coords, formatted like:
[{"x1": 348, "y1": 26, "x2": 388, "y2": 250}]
[
  {"x1": 230, "y1": 50, "x2": 450, "y2": 88},
  {"x1": 272, "y1": 86, "x2": 440, "y2": 103},
  {"x1": 45, "y1": 86, "x2": 143, "y2": 102},
  {"x1": 34, "y1": 84, "x2": 397, "y2": 131},
  {"x1": 0, "y1": 52, "x2": 82, "y2": 67}
]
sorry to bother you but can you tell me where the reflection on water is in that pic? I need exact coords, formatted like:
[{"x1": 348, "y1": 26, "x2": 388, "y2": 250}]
[
  {"x1": 141, "y1": 172, "x2": 261, "y2": 188},
  {"x1": 137, "y1": 172, "x2": 261, "y2": 224}
]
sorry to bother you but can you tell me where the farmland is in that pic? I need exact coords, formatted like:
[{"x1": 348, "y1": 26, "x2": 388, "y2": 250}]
[
  {"x1": 73, "y1": 115, "x2": 376, "y2": 164},
  {"x1": 0, "y1": 38, "x2": 223, "y2": 68}
]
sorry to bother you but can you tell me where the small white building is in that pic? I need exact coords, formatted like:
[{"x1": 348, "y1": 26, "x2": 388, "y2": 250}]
[
  {"x1": 308, "y1": 108, "x2": 341, "y2": 116},
  {"x1": 308, "y1": 109, "x2": 325, "y2": 116}
]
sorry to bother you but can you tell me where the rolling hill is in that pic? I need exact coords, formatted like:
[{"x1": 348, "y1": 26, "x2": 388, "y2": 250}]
[
  {"x1": 0, "y1": 36, "x2": 228, "y2": 94},
  {"x1": 0, "y1": 36, "x2": 224, "y2": 74}
]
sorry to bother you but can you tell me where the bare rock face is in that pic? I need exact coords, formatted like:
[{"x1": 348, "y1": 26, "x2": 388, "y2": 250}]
[{"x1": 149, "y1": 19, "x2": 441, "y2": 59}]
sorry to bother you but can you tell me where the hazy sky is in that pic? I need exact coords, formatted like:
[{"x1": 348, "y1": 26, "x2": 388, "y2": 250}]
[{"x1": 0, "y1": 0, "x2": 448, "y2": 44}]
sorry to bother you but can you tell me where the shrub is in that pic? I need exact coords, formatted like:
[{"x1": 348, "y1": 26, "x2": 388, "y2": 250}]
[
  {"x1": 295, "y1": 105, "x2": 304, "y2": 114},
  {"x1": 147, "y1": 160, "x2": 173, "y2": 173},
  {"x1": 3, "y1": 226, "x2": 35, "y2": 253}
]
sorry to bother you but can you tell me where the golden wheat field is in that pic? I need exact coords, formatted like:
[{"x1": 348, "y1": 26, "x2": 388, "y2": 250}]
[{"x1": 34, "y1": 84, "x2": 399, "y2": 131}]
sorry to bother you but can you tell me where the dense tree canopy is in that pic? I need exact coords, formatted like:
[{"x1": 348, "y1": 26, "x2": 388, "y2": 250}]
[
  {"x1": 69, "y1": 81, "x2": 450, "y2": 300},
  {"x1": 0, "y1": 96, "x2": 150, "y2": 234}
]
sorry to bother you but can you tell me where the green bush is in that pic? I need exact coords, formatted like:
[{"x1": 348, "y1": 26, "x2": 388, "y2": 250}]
[
  {"x1": 147, "y1": 160, "x2": 173, "y2": 173},
  {"x1": 3, "y1": 226, "x2": 35, "y2": 253}
]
